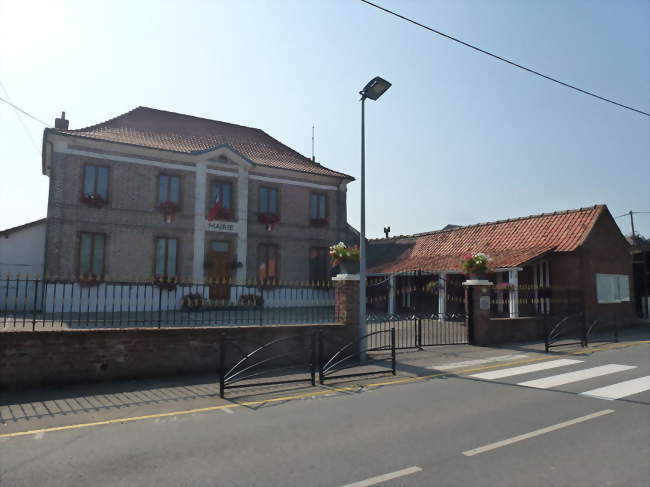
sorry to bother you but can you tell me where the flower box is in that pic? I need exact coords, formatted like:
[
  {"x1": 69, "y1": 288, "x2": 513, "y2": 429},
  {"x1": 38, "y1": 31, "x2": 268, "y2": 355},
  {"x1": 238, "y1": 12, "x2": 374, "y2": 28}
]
[
  {"x1": 153, "y1": 275, "x2": 177, "y2": 291},
  {"x1": 79, "y1": 193, "x2": 107, "y2": 209},
  {"x1": 310, "y1": 218, "x2": 329, "y2": 228},
  {"x1": 258, "y1": 212, "x2": 280, "y2": 230},
  {"x1": 157, "y1": 201, "x2": 180, "y2": 223},
  {"x1": 330, "y1": 242, "x2": 359, "y2": 273},
  {"x1": 461, "y1": 253, "x2": 492, "y2": 279}
]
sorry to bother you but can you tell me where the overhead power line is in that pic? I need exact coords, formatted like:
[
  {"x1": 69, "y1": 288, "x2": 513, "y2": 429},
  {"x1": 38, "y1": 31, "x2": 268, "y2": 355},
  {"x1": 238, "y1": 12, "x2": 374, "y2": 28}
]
[
  {"x1": 0, "y1": 94, "x2": 49, "y2": 126},
  {"x1": 359, "y1": 0, "x2": 650, "y2": 117}
]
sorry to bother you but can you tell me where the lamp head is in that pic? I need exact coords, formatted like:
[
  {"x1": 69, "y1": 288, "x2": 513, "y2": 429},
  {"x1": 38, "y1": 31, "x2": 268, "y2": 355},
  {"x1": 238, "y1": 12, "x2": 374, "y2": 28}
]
[{"x1": 361, "y1": 76, "x2": 392, "y2": 101}]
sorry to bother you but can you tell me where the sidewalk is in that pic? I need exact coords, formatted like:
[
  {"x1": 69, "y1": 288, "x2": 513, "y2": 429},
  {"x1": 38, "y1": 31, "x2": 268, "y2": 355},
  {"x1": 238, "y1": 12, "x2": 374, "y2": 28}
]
[{"x1": 2, "y1": 326, "x2": 648, "y2": 437}]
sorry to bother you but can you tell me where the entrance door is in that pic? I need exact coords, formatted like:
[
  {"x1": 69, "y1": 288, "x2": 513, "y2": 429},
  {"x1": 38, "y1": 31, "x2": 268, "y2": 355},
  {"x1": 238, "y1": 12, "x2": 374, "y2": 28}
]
[{"x1": 208, "y1": 241, "x2": 232, "y2": 301}]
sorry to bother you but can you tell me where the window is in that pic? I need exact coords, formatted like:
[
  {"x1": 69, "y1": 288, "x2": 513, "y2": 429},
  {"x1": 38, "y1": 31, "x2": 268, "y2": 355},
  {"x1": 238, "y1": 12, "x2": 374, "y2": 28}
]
[
  {"x1": 596, "y1": 274, "x2": 630, "y2": 303},
  {"x1": 82, "y1": 165, "x2": 109, "y2": 199},
  {"x1": 79, "y1": 233, "x2": 105, "y2": 276},
  {"x1": 259, "y1": 187, "x2": 278, "y2": 214},
  {"x1": 309, "y1": 247, "x2": 329, "y2": 282},
  {"x1": 158, "y1": 175, "x2": 181, "y2": 205},
  {"x1": 155, "y1": 238, "x2": 178, "y2": 277},
  {"x1": 208, "y1": 181, "x2": 233, "y2": 220},
  {"x1": 310, "y1": 193, "x2": 327, "y2": 219},
  {"x1": 257, "y1": 244, "x2": 279, "y2": 281},
  {"x1": 211, "y1": 181, "x2": 232, "y2": 209}
]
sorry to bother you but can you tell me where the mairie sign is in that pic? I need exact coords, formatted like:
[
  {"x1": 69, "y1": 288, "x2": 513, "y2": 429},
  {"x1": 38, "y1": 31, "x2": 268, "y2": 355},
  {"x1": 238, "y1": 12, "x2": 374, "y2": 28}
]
[{"x1": 205, "y1": 220, "x2": 239, "y2": 233}]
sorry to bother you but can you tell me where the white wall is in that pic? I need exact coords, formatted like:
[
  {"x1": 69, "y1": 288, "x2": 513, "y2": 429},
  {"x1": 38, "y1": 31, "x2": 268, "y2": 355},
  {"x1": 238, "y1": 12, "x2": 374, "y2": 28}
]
[{"x1": 0, "y1": 222, "x2": 46, "y2": 277}]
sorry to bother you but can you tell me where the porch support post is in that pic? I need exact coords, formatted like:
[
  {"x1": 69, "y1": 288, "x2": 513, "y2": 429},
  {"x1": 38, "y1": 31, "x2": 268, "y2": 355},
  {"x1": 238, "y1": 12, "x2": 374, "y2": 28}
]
[
  {"x1": 192, "y1": 161, "x2": 207, "y2": 283},
  {"x1": 388, "y1": 274, "x2": 396, "y2": 315},
  {"x1": 235, "y1": 166, "x2": 249, "y2": 283},
  {"x1": 438, "y1": 272, "x2": 447, "y2": 315},
  {"x1": 508, "y1": 269, "x2": 519, "y2": 318},
  {"x1": 496, "y1": 272, "x2": 504, "y2": 314}
]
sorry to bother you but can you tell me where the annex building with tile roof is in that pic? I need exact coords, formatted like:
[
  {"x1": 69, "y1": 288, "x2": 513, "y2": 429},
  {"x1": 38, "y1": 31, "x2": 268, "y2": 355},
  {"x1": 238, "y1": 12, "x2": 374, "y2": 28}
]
[
  {"x1": 366, "y1": 205, "x2": 636, "y2": 320},
  {"x1": 40, "y1": 107, "x2": 354, "y2": 286}
]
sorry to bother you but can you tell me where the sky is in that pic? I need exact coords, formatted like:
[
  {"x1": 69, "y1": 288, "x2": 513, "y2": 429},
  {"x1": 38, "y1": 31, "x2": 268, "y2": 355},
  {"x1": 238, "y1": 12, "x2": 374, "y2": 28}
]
[{"x1": 1, "y1": 0, "x2": 649, "y2": 238}]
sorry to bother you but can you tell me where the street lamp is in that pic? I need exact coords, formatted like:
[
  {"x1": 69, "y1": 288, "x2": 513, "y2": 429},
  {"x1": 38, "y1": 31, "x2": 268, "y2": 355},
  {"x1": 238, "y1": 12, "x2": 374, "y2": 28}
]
[{"x1": 359, "y1": 76, "x2": 391, "y2": 345}]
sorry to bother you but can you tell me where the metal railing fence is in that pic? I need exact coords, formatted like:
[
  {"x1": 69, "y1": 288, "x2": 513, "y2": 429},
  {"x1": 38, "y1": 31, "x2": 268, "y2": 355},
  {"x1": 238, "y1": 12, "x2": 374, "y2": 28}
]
[{"x1": 1, "y1": 274, "x2": 334, "y2": 330}]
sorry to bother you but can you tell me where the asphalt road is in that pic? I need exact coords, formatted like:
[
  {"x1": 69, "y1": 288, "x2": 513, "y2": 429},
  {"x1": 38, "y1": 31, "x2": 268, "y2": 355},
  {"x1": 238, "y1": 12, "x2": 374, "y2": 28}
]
[{"x1": 1, "y1": 343, "x2": 648, "y2": 487}]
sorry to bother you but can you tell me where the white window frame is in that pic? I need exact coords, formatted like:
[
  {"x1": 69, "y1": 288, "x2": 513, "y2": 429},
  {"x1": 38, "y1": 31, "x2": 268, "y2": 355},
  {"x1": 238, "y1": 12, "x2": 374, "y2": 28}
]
[{"x1": 596, "y1": 273, "x2": 630, "y2": 304}]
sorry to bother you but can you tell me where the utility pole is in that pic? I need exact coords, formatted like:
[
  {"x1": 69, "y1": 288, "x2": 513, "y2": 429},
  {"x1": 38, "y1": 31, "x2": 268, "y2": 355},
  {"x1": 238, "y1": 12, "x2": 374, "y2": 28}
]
[{"x1": 629, "y1": 211, "x2": 636, "y2": 238}]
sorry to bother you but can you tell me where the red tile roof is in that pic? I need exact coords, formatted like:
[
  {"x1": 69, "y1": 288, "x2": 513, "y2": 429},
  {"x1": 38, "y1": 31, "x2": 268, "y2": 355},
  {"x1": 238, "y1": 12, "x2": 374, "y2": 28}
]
[
  {"x1": 49, "y1": 107, "x2": 353, "y2": 180},
  {"x1": 368, "y1": 205, "x2": 606, "y2": 274}
]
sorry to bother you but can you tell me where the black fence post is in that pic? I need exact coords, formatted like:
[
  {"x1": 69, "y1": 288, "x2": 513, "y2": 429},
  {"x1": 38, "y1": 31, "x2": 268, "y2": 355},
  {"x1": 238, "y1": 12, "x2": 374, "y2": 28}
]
[
  {"x1": 391, "y1": 327, "x2": 396, "y2": 375},
  {"x1": 259, "y1": 286, "x2": 264, "y2": 326},
  {"x1": 581, "y1": 312, "x2": 588, "y2": 348},
  {"x1": 544, "y1": 315, "x2": 549, "y2": 353},
  {"x1": 318, "y1": 328, "x2": 325, "y2": 384},
  {"x1": 310, "y1": 330, "x2": 317, "y2": 386},
  {"x1": 219, "y1": 333, "x2": 226, "y2": 398},
  {"x1": 32, "y1": 278, "x2": 39, "y2": 331},
  {"x1": 157, "y1": 288, "x2": 163, "y2": 329},
  {"x1": 416, "y1": 316, "x2": 422, "y2": 349}
]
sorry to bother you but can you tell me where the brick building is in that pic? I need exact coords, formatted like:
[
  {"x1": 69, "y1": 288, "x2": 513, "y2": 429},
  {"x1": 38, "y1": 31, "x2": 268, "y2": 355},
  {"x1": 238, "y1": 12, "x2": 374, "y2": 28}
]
[
  {"x1": 40, "y1": 107, "x2": 353, "y2": 285},
  {"x1": 367, "y1": 205, "x2": 635, "y2": 320}
]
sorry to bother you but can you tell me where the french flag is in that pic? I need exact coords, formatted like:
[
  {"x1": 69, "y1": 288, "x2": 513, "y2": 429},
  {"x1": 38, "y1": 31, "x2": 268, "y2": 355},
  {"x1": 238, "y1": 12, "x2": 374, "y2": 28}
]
[{"x1": 207, "y1": 193, "x2": 222, "y2": 221}]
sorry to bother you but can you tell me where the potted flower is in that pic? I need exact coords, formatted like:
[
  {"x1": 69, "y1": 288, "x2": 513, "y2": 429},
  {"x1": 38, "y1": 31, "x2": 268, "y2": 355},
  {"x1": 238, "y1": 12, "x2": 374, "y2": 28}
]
[
  {"x1": 329, "y1": 242, "x2": 359, "y2": 275},
  {"x1": 425, "y1": 280, "x2": 438, "y2": 293},
  {"x1": 461, "y1": 253, "x2": 492, "y2": 280}
]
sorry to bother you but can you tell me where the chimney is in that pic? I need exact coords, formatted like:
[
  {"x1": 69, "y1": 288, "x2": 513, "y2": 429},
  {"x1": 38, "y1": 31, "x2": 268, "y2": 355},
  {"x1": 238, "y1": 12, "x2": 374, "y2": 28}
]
[
  {"x1": 383, "y1": 226, "x2": 391, "y2": 238},
  {"x1": 55, "y1": 111, "x2": 69, "y2": 130}
]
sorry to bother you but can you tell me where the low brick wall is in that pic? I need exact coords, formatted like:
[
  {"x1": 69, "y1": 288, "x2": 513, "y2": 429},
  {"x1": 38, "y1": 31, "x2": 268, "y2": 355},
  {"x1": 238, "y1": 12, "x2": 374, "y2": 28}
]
[
  {"x1": 0, "y1": 323, "x2": 355, "y2": 389},
  {"x1": 486, "y1": 317, "x2": 547, "y2": 344}
]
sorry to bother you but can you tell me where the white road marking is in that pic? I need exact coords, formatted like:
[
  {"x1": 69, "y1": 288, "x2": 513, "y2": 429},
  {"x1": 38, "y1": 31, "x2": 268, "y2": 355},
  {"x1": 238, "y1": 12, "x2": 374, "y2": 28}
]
[
  {"x1": 517, "y1": 364, "x2": 636, "y2": 389},
  {"x1": 469, "y1": 359, "x2": 583, "y2": 380},
  {"x1": 463, "y1": 409, "x2": 615, "y2": 456},
  {"x1": 340, "y1": 466, "x2": 423, "y2": 487},
  {"x1": 427, "y1": 354, "x2": 528, "y2": 370},
  {"x1": 581, "y1": 376, "x2": 650, "y2": 400},
  {"x1": 220, "y1": 408, "x2": 235, "y2": 414}
]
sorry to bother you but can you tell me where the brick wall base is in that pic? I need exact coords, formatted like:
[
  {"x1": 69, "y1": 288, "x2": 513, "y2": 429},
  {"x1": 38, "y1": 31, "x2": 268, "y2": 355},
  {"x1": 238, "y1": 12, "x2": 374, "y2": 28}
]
[{"x1": 0, "y1": 323, "x2": 354, "y2": 389}]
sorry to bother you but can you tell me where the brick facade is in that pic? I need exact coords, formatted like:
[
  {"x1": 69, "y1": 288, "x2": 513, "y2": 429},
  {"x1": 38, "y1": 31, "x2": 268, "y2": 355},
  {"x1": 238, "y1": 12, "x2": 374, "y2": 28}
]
[{"x1": 44, "y1": 137, "x2": 349, "y2": 283}]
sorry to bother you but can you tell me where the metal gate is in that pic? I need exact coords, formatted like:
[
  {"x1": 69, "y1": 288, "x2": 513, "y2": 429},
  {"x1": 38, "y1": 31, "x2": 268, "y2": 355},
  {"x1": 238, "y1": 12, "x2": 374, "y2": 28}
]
[
  {"x1": 365, "y1": 271, "x2": 468, "y2": 349},
  {"x1": 366, "y1": 312, "x2": 469, "y2": 350}
]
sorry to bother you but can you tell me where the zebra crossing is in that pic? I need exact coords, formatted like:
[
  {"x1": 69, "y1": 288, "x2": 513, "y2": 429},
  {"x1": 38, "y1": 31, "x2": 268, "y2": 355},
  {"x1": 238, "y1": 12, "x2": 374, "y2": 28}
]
[{"x1": 468, "y1": 358, "x2": 650, "y2": 402}]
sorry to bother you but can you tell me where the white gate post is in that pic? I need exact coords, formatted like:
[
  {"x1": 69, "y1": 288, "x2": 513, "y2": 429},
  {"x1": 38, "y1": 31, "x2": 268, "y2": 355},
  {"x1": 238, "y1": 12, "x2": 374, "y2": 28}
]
[{"x1": 508, "y1": 269, "x2": 519, "y2": 318}]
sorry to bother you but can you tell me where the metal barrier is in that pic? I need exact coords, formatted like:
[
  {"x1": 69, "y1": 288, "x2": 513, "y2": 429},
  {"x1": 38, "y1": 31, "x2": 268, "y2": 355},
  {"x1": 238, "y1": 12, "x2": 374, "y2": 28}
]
[
  {"x1": 544, "y1": 313, "x2": 586, "y2": 352},
  {"x1": 318, "y1": 329, "x2": 396, "y2": 384},
  {"x1": 585, "y1": 312, "x2": 619, "y2": 347},
  {"x1": 219, "y1": 333, "x2": 317, "y2": 398}
]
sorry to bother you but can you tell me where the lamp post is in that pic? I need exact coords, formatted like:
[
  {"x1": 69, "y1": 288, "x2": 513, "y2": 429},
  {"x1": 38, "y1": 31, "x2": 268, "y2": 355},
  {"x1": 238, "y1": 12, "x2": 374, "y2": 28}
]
[{"x1": 359, "y1": 76, "x2": 392, "y2": 344}]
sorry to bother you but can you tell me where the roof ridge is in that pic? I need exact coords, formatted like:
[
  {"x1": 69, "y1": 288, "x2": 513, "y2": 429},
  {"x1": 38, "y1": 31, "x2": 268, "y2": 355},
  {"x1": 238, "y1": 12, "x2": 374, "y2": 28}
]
[
  {"x1": 63, "y1": 106, "x2": 264, "y2": 134},
  {"x1": 370, "y1": 205, "x2": 605, "y2": 241}
]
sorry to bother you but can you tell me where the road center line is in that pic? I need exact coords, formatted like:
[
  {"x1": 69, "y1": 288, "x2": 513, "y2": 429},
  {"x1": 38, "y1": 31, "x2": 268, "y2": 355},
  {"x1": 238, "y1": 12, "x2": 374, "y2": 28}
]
[
  {"x1": 340, "y1": 466, "x2": 423, "y2": 487},
  {"x1": 462, "y1": 409, "x2": 614, "y2": 457}
]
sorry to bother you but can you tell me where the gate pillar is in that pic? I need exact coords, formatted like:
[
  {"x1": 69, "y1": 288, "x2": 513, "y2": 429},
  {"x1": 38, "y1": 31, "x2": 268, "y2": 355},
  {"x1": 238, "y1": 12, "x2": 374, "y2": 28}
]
[
  {"x1": 463, "y1": 279, "x2": 493, "y2": 346},
  {"x1": 333, "y1": 274, "x2": 360, "y2": 327}
]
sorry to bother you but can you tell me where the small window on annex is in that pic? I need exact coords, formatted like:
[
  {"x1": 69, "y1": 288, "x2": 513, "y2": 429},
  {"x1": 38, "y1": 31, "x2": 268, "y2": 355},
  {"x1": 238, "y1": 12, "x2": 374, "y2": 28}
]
[{"x1": 596, "y1": 274, "x2": 630, "y2": 304}]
